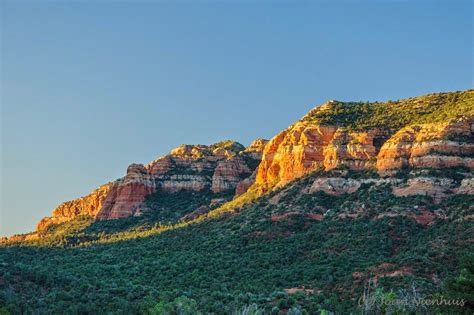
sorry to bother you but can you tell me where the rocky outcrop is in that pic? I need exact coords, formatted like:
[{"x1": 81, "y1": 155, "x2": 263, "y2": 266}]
[
  {"x1": 1, "y1": 233, "x2": 39, "y2": 243},
  {"x1": 37, "y1": 140, "x2": 267, "y2": 227},
  {"x1": 323, "y1": 129, "x2": 385, "y2": 171},
  {"x1": 306, "y1": 174, "x2": 471, "y2": 202},
  {"x1": 242, "y1": 139, "x2": 269, "y2": 159},
  {"x1": 310, "y1": 177, "x2": 363, "y2": 195},
  {"x1": 254, "y1": 119, "x2": 389, "y2": 189},
  {"x1": 392, "y1": 177, "x2": 455, "y2": 201},
  {"x1": 95, "y1": 164, "x2": 156, "y2": 219},
  {"x1": 95, "y1": 141, "x2": 264, "y2": 220},
  {"x1": 31, "y1": 90, "x2": 473, "y2": 234},
  {"x1": 377, "y1": 117, "x2": 474, "y2": 172},
  {"x1": 454, "y1": 178, "x2": 474, "y2": 195},
  {"x1": 254, "y1": 102, "x2": 473, "y2": 190},
  {"x1": 255, "y1": 122, "x2": 337, "y2": 188},
  {"x1": 37, "y1": 183, "x2": 112, "y2": 231},
  {"x1": 211, "y1": 158, "x2": 252, "y2": 193},
  {"x1": 309, "y1": 177, "x2": 401, "y2": 196}
]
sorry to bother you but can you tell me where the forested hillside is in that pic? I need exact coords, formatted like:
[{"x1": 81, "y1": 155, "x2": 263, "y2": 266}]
[{"x1": 1, "y1": 90, "x2": 473, "y2": 314}]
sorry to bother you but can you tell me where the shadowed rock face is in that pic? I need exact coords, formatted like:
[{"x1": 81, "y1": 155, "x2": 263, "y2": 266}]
[
  {"x1": 95, "y1": 164, "x2": 156, "y2": 220},
  {"x1": 211, "y1": 158, "x2": 252, "y2": 193},
  {"x1": 37, "y1": 140, "x2": 267, "y2": 229}
]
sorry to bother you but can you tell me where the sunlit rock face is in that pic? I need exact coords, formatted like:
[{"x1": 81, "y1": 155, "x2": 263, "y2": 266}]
[
  {"x1": 255, "y1": 122, "x2": 336, "y2": 187},
  {"x1": 37, "y1": 140, "x2": 267, "y2": 228},
  {"x1": 254, "y1": 101, "x2": 473, "y2": 191},
  {"x1": 242, "y1": 138, "x2": 269, "y2": 159},
  {"x1": 254, "y1": 119, "x2": 388, "y2": 189},
  {"x1": 34, "y1": 89, "x2": 474, "y2": 231},
  {"x1": 376, "y1": 117, "x2": 474, "y2": 172},
  {"x1": 36, "y1": 184, "x2": 112, "y2": 231}
]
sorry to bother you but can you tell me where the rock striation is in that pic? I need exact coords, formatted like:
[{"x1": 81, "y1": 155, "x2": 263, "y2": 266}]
[
  {"x1": 255, "y1": 96, "x2": 473, "y2": 190},
  {"x1": 33, "y1": 89, "x2": 474, "y2": 234},
  {"x1": 95, "y1": 164, "x2": 156, "y2": 220},
  {"x1": 37, "y1": 140, "x2": 267, "y2": 229},
  {"x1": 376, "y1": 118, "x2": 474, "y2": 172},
  {"x1": 37, "y1": 184, "x2": 112, "y2": 231}
]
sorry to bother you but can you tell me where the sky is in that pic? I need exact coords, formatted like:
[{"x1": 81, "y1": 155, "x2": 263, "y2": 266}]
[{"x1": 0, "y1": 1, "x2": 472, "y2": 237}]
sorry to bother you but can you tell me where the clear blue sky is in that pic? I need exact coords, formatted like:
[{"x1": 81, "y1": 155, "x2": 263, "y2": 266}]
[{"x1": 1, "y1": 1, "x2": 472, "y2": 236}]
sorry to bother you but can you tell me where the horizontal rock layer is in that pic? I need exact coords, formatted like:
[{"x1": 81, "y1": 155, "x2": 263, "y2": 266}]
[
  {"x1": 255, "y1": 115, "x2": 473, "y2": 190},
  {"x1": 308, "y1": 175, "x2": 470, "y2": 200},
  {"x1": 34, "y1": 90, "x2": 474, "y2": 233},
  {"x1": 38, "y1": 140, "x2": 266, "y2": 229},
  {"x1": 36, "y1": 184, "x2": 112, "y2": 231}
]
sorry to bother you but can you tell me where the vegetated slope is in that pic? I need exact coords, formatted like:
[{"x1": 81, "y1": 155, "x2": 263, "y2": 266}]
[
  {"x1": 1, "y1": 169, "x2": 473, "y2": 314},
  {"x1": 8, "y1": 89, "x2": 473, "y2": 242},
  {"x1": 255, "y1": 89, "x2": 474, "y2": 191},
  {"x1": 1, "y1": 89, "x2": 473, "y2": 314},
  {"x1": 302, "y1": 89, "x2": 474, "y2": 131},
  {"x1": 14, "y1": 139, "x2": 267, "y2": 241}
]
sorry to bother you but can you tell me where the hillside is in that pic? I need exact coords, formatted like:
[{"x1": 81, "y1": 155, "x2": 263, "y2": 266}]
[
  {"x1": 1, "y1": 89, "x2": 473, "y2": 314},
  {"x1": 25, "y1": 139, "x2": 268, "y2": 238}
]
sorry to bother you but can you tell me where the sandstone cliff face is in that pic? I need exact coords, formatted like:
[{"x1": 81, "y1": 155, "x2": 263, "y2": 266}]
[
  {"x1": 242, "y1": 138, "x2": 269, "y2": 159},
  {"x1": 95, "y1": 164, "x2": 156, "y2": 220},
  {"x1": 299, "y1": 172, "x2": 471, "y2": 210},
  {"x1": 392, "y1": 177, "x2": 455, "y2": 201},
  {"x1": 37, "y1": 183, "x2": 112, "y2": 231},
  {"x1": 377, "y1": 117, "x2": 474, "y2": 172},
  {"x1": 211, "y1": 158, "x2": 252, "y2": 193},
  {"x1": 255, "y1": 104, "x2": 473, "y2": 190},
  {"x1": 323, "y1": 129, "x2": 389, "y2": 170},
  {"x1": 254, "y1": 118, "x2": 388, "y2": 189},
  {"x1": 33, "y1": 90, "x2": 473, "y2": 233},
  {"x1": 37, "y1": 140, "x2": 267, "y2": 228},
  {"x1": 255, "y1": 122, "x2": 337, "y2": 188}
]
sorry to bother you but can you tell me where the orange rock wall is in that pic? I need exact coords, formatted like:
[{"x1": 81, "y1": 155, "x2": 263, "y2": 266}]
[
  {"x1": 255, "y1": 116, "x2": 472, "y2": 189},
  {"x1": 37, "y1": 140, "x2": 266, "y2": 229}
]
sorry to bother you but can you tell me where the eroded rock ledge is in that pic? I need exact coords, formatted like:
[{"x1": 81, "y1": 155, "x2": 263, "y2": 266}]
[
  {"x1": 32, "y1": 90, "x2": 474, "y2": 235},
  {"x1": 37, "y1": 139, "x2": 268, "y2": 230},
  {"x1": 255, "y1": 114, "x2": 473, "y2": 190}
]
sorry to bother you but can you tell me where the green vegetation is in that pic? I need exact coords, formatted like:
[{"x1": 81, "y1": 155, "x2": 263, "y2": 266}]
[
  {"x1": 1, "y1": 168, "x2": 473, "y2": 314},
  {"x1": 141, "y1": 189, "x2": 233, "y2": 224},
  {"x1": 445, "y1": 253, "x2": 474, "y2": 308},
  {"x1": 210, "y1": 140, "x2": 245, "y2": 154},
  {"x1": 304, "y1": 90, "x2": 474, "y2": 132},
  {"x1": 1, "y1": 90, "x2": 473, "y2": 313}
]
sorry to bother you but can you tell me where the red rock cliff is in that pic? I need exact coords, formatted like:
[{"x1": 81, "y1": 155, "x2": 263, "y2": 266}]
[
  {"x1": 37, "y1": 140, "x2": 267, "y2": 228},
  {"x1": 255, "y1": 96, "x2": 473, "y2": 190},
  {"x1": 377, "y1": 117, "x2": 474, "y2": 171},
  {"x1": 37, "y1": 183, "x2": 112, "y2": 231},
  {"x1": 33, "y1": 90, "x2": 473, "y2": 231}
]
